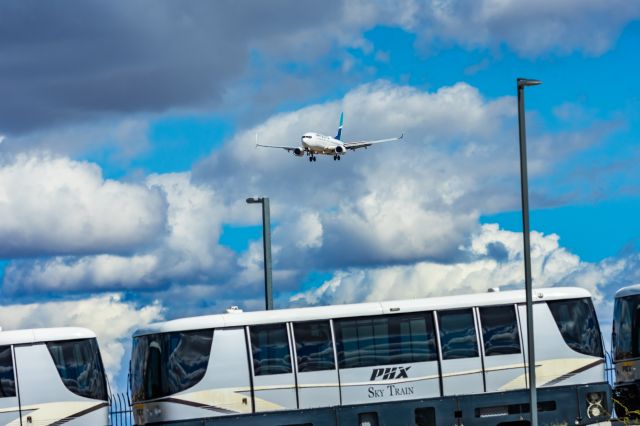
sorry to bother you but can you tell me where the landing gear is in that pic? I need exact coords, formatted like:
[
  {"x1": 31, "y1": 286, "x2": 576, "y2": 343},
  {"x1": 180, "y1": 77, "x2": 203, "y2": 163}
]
[
  {"x1": 333, "y1": 155, "x2": 341, "y2": 161},
  {"x1": 308, "y1": 155, "x2": 317, "y2": 162}
]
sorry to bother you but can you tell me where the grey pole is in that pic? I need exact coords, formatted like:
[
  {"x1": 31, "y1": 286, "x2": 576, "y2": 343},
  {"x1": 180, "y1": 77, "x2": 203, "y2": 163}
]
[
  {"x1": 261, "y1": 197, "x2": 273, "y2": 310},
  {"x1": 246, "y1": 197, "x2": 274, "y2": 310},
  {"x1": 517, "y1": 77, "x2": 541, "y2": 425}
]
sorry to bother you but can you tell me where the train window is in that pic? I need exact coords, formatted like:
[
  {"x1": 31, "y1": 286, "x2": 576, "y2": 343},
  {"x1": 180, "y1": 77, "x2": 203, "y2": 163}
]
[
  {"x1": 438, "y1": 309, "x2": 479, "y2": 359},
  {"x1": 334, "y1": 313, "x2": 437, "y2": 369},
  {"x1": 46, "y1": 338, "x2": 108, "y2": 401},
  {"x1": 250, "y1": 324, "x2": 292, "y2": 375},
  {"x1": 613, "y1": 294, "x2": 640, "y2": 360},
  {"x1": 415, "y1": 407, "x2": 436, "y2": 425},
  {"x1": 130, "y1": 329, "x2": 213, "y2": 402},
  {"x1": 548, "y1": 298, "x2": 604, "y2": 358},
  {"x1": 480, "y1": 305, "x2": 521, "y2": 356},
  {"x1": 0, "y1": 346, "x2": 16, "y2": 398},
  {"x1": 293, "y1": 321, "x2": 335, "y2": 372}
]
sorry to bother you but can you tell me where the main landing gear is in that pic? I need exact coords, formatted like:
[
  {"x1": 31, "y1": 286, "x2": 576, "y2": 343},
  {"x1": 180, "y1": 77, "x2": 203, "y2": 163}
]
[
  {"x1": 308, "y1": 155, "x2": 317, "y2": 162},
  {"x1": 333, "y1": 155, "x2": 341, "y2": 161}
]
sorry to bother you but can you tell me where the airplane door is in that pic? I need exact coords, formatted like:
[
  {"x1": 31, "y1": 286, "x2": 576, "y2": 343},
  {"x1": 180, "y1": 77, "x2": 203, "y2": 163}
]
[
  {"x1": 291, "y1": 320, "x2": 340, "y2": 409},
  {"x1": 436, "y1": 308, "x2": 484, "y2": 395},
  {"x1": 0, "y1": 346, "x2": 20, "y2": 426},
  {"x1": 248, "y1": 323, "x2": 297, "y2": 412}
]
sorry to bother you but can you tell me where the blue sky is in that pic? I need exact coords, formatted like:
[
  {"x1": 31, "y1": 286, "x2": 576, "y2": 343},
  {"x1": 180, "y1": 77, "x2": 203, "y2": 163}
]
[{"x1": 1, "y1": 0, "x2": 640, "y2": 391}]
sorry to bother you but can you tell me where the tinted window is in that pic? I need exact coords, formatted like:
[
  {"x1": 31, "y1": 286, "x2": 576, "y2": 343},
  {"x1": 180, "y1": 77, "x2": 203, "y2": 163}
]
[
  {"x1": 438, "y1": 309, "x2": 479, "y2": 359},
  {"x1": 46, "y1": 338, "x2": 108, "y2": 401},
  {"x1": 415, "y1": 407, "x2": 436, "y2": 426},
  {"x1": 613, "y1": 294, "x2": 640, "y2": 361},
  {"x1": 480, "y1": 306, "x2": 521, "y2": 356},
  {"x1": 335, "y1": 313, "x2": 437, "y2": 369},
  {"x1": 548, "y1": 298, "x2": 604, "y2": 358},
  {"x1": 130, "y1": 329, "x2": 213, "y2": 402},
  {"x1": 293, "y1": 321, "x2": 335, "y2": 372},
  {"x1": 250, "y1": 324, "x2": 292, "y2": 375},
  {"x1": 0, "y1": 346, "x2": 16, "y2": 398}
]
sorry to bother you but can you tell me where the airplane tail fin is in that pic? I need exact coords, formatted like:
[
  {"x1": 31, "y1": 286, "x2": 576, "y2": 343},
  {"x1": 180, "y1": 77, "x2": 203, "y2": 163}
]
[{"x1": 335, "y1": 112, "x2": 344, "y2": 140}]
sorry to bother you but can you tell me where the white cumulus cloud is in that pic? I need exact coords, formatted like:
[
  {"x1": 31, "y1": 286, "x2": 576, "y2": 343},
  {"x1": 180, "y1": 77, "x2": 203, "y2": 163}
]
[
  {"x1": 289, "y1": 223, "x2": 627, "y2": 314},
  {"x1": 2, "y1": 170, "x2": 234, "y2": 294},
  {"x1": 0, "y1": 153, "x2": 166, "y2": 257}
]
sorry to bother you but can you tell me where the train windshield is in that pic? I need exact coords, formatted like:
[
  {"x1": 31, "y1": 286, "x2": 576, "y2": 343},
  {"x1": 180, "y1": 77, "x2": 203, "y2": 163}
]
[
  {"x1": 547, "y1": 297, "x2": 604, "y2": 358},
  {"x1": 131, "y1": 329, "x2": 213, "y2": 402},
  {"x1": 613, "y1": 294, "x2": 640, "y2": 361},
  {"x1": 46, "y1": 338, "x2": 108, "y2": 401}
]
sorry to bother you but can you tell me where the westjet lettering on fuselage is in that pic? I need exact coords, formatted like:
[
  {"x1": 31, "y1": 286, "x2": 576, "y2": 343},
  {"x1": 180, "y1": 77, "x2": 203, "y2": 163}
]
[{"x1": 256, "y1": 112, "x2": 403, "y2": 162}]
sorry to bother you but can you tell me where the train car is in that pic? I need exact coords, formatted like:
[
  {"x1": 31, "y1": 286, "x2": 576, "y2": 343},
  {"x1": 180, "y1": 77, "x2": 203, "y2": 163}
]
[
  {"x1": 0, "y1": 327, "x2": 109, "y2": 425},
  {"x1": 612, "y1": 283, "x2": 640, "y2": 417},
  {"x1": 131, "y1": 287, "x2": 609, "y2": 425}
]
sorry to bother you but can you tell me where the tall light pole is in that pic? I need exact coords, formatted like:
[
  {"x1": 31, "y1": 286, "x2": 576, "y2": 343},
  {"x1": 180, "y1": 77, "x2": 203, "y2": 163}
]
[
  {"x1": 246, "y1": 197, "x2": 273, "y2": 310},
  {"x1": 517, "y1": 77, "x2": 541, "y2": 425}
]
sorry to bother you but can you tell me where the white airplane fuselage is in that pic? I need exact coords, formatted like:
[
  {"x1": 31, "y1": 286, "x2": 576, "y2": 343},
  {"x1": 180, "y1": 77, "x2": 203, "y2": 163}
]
[{"x1": 301, "y1": 132, "x2": 346, "y2": 155}]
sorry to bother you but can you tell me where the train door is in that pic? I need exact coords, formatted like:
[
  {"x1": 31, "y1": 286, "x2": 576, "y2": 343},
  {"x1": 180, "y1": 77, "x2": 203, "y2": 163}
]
[
  {"x1": 0, "y1": 346, "x2": 20, "y2": 425},
  {"x1": 436, "y1": 308, "x2": 484, "y2": 395},
  {"x1": 14, "y1": 340, "x2": 108, "y2": 425},
  {"x1": 291, "y1": 320, "x2": 340, "y2": 409},
  {"x1": 477, "y1": 305, "x2": 526, "y2": 392},
  {"x1": 248, "y1": 323, "x2": 297, "y2": 412},
  {"x1": 335, "y1": 312, "x2": 441, "y2": 406}
]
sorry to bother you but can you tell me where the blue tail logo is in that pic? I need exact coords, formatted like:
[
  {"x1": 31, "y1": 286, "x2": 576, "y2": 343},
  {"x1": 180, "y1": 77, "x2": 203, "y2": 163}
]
[{"x1": 335, "y1": 112, "x2": 344, "y2": 140}]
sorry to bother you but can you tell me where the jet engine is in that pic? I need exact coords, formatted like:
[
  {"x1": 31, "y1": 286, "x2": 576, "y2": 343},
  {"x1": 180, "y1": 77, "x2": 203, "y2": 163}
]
[
  {"x1": 294, "y1": 148, "x2": 304, "y2": 157},
  {"x1": 335, "y1": 145, "x2": 346, "y2": 154}
]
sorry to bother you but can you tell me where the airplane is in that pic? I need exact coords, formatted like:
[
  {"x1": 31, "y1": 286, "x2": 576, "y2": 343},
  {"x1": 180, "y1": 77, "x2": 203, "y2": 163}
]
[{"x1": 256, "y1": 113, "x2": 403, "y2": 162}]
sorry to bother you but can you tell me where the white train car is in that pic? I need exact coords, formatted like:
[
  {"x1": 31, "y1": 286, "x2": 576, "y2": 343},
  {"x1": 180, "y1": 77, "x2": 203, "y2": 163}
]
[
  {"x1": 0, "y1": 327, "x2": 109, "y2": 425},
  {"x1": 131, "y1": 287, "x2": 609, "y2": 425},
  {"x1": 612, "y1": 283, "x2": 640, "y2": 417}
]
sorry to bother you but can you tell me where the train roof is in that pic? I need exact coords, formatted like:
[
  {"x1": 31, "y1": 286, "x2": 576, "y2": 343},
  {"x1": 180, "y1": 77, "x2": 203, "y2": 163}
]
[
  {"x1": 0, "y1": 327, "x2": 96, "y2": 346},
  {"x1": 133, "y1": 286, "x2": 591, "y2": 337},
  {"x1": 615, "y1": 283, "x2": 640, "y2": 298}
]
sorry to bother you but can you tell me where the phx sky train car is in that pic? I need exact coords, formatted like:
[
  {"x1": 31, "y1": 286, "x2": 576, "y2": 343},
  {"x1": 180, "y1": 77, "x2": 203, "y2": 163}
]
[
  {"x1": 612, "y1": 283, "x2": 640, "y2": 417},
  {"x1": 0, "y1": 327, "x2": 109, "y2": 425},
  {"x1": 131, "y1": 287, "x2": 609, "y2": 425}
]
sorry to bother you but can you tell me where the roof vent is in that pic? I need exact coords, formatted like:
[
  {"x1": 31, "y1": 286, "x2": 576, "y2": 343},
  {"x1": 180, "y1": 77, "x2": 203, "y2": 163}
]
[{"x1": 226, "y1": 306, "x2": 243, "y2": 314}]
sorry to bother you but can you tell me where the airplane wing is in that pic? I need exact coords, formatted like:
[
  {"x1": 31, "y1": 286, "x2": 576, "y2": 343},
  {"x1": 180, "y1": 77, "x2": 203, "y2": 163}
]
[
  {"x1": 343, "y1": 134, "x2": 403, "y2": 151},
  {"x1": 256, "y1": 143, "x2": 305, "y2": 153}
]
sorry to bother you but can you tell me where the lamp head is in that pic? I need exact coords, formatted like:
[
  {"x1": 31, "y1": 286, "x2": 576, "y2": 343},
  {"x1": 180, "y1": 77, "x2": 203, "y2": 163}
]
[
  {"x1": 246, "y1": 197, "x2": 262, "y2": 204},
  {"x1": 518, "y1": 78, "x2": 542, "y2": 87}
]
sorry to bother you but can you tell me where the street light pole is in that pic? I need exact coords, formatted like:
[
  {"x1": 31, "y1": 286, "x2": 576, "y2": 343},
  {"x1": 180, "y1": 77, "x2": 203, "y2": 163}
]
[
  {"x1": 246, "y1": 197, "x2": 273, "y2": 310},
  {"x1": 517, "y1": 77, "x2": 541, "y2": 425}
]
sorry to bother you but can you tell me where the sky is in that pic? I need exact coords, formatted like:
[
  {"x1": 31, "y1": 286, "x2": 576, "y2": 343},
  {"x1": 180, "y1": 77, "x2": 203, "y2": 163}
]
[{"x1": 1, "y1": 0, "x2": 640, "y2": 392}]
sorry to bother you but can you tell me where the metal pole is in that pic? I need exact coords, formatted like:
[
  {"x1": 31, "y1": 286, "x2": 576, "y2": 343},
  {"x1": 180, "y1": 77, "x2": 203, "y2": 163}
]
[
  {"x1": 261, "y1": 197, "x2": 273, "y2": 310},
  {"x1": 517, "y1": 77, "x2": 540, "y2": 425}
]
